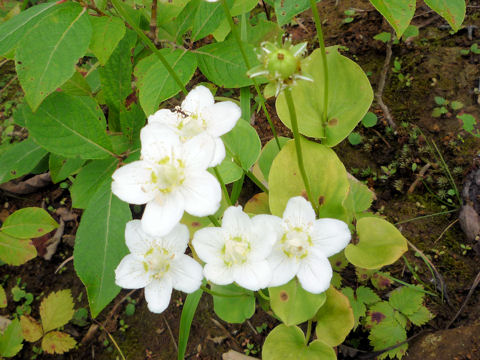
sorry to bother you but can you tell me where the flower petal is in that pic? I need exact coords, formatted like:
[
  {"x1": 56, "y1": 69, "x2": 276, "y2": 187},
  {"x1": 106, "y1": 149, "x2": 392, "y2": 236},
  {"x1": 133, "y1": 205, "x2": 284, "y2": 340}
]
[
  {"x1": 182, "y1": 133, "x2": 216, "y2": 170},
  {"x1": 181, "y1": 85, "x2": 214, "y2": 114},
  {"x1": 159, "y1": 223, "x2": 190, "y2": 254},
  {"x1": 203, "y1": 101, "x2": 241, "y2": 137},
  {"x1": 296, "y1": 253, "x2": 332, "y2": 294},
  {"x1": 221, "y1": 206, "x2": 251, "y2": 235},
  {"x1": 250, "y1": 214, "x2": 281, "y2": 260},
  {"x1": 144, "y1": 278, "x2": 173, "y2": 313},
  {"x1": 115, "y1": 254, "x2": 150, "y2": 289},
  {"x1": 148, "y1": 108, "x2": 181, "y2": 128},
  {"x1": 311, "y1": 218, "x2": 351, "y2": 258},
  {"x1": 140, "y1": 123, "x2": 180, "y2": 162},
  {"x1": 181, "y1": 171, "x2": 221, "y2": 217},
  {"x1": 192, "y1": 227, "x2": 226, "y2": 263},
  {"x1": 204, "y1": 262, "x2": 234, "y2": 286},
  {"x1": 283, "y1": 196, "x2": 316, "y2": 227},
  {"x1": 233, "y1": 260, "x2": 272, "y2": 291},
  {"x1": 209, "y1": 138, "x2": 226, "y2": 167},
  {"x1": 170, "y1": 255, "x2": 203, "y2": 293},
  {"x1": 141, "y1": 192, "x2": 185, "y2": 236},
  {"x1": 125, "y1": 220, "x2": 154, "y2": 257},
  {"x1": 112, "y1": 161, "x2": 155, "y2": 204},
  {"x1": 267, "y1": 247, "x2": 299, "y2": 287}
]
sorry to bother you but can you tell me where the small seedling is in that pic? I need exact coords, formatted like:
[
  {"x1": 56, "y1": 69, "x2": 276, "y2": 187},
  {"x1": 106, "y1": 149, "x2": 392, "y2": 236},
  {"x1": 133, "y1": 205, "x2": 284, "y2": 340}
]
[
  {"x1": 460, "y1": 43, "x2": 480, "y2": 55},
  {"x1": 343, "y1": 8, "x2": 357, "y2": 23},
  {"x1": 432, "y1": 96, "x2": 464, "y2": 117}
]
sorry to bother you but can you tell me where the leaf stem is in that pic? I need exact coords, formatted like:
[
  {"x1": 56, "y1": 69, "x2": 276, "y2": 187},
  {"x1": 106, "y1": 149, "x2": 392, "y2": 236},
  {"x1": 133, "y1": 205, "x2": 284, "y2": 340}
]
[
  {"x1": 309, "y1": 0, "x2": 329, "y2": 127},
  {"x1": 110, "y1": 0, "x2": 187, "y2": 95},
  {"x1": 214, "y1": 167, "x2": 232, "y2": 206},
  {"x1": 305, "y1": 319, "x2": 313, "y2": 345},
  {"x1": 208, "y1": 215, "x2": 221, "y2": 227},
  {"x1": 200, "y1": 285, "x2": 250, "y2": 298},
  {"x1": 219, "y1": 0, "x2": 281, "y2": 150},
  {"x1": 257, "y1": 289, "x2": 270, "y2": 301},
  {"x1": 284, "y1": 88, "x2": 316, "y2": 213}
]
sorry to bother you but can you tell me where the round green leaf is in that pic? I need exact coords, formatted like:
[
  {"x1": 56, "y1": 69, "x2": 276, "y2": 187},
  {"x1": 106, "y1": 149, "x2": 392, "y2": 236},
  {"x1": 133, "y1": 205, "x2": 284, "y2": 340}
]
[
  {"x1": 258, "y1": 136, "x2": 290, "y2": 180},
  {"x1": 244, "y1": 192, "x2": 270, "y2": 215},
  {"x1": 269, "y1": 279, "x2": 326, "y2": 326},
  {"x1": 315, "y1": 286, "x2": 354, "y2": 347},
  {"x1": 361, "y1": 112, "x2": 378, "y2": 128},
  {"x1": 348, "y1": 132, "x2": 362, "y2": 145},
  {"x1": 1, "y1": 207, "x2": 58, "y2": 239},
  {"x1": 345, "y1": 217, "x2": 408, "y2": 269},
  {"x1": 269, "y1": 138, "x2": 349, "y2": 219},
  {"x1": 211, "y1": 284, "x2": 255, "y2": 324},
  {"x1": 222, "y1": 119, "x2": 261, "y2": 170},
  {"x1": 262, "y1": 324, "x2": 336, "y2": 360},
  {"x1": 343, "y1": 178, "x2": 374, "y2": 215},
  {"x1": 276, "y1": 47, "x2": 373, "y2": 146}
]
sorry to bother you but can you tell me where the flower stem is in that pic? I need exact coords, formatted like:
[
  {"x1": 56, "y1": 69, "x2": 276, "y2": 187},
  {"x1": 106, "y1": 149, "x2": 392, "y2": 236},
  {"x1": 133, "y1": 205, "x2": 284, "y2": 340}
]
[
  {"x1": 214, "y1": 167, "x2": 232, "y2": 206},
  {"x1": 309, "y1": 0, "x2": 329, "y2": 127},
  {"x1": 257, "y1": 289, "x2": 270, "y2": 301},
  {"x1": 305, "y1": 319, "x2": 313, "y2": 345},
  {"x1": 219, "y1": 0, "x2": 281, "y2": 150},
  {"x1": 284, "y1": 88, "x2": 316, "y2": 213},
  {"x1": 208, "y1": 215, "x2": 221, "y2": 227},
  {"x1": 200, "y1": 285, "x2": 250, "y2": 298},
  {"x1": 110, "y1": 0, "x2": 187, "y2": 95}
]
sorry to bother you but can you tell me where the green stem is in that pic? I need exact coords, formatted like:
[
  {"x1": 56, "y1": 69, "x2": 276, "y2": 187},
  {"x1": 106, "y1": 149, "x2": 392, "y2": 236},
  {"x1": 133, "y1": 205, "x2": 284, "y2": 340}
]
[
  {"x1": 394, "y1": 209, "x2": 458, "y2": 225},
  {"x1": 381, "y1": 273, "x2": 438, "y2": 297},
  {"x1": 208, "y1": 215, "x2": 221, "y2": 227},
  {"x1": 309, "y1": 0, "x2": 329, "y2": 127},
  {"x1": 284, "y1": 88, "x2": 316, "y2": 212},
  {"x1": 257, "y1": 289, "x2": 270, "y2": 301},
  {"x1": 219, "y1": 0, "x2": 281, "y2": 150},
  {"x1": 200, "y1": 285, "x2": 250, "y2": 298},
  {"x1": 305, "y1": 320, "x2": 313, "y2": 345},
  {"x1": 214, "y1": 167, "x2": 232, "y2": 206},
  {"x1": 246, "y1": 170, "x2": 269, "y2": 194},
  {"x1": 110, "y1": 0, "x2": 187, "y2": 95}
]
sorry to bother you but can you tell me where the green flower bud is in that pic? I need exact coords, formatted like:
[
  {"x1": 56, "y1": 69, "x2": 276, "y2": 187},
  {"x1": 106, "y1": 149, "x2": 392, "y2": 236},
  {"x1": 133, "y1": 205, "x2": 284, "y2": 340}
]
[{"x1": 266, "y1": 49, "x2": 299, "y2": 80}]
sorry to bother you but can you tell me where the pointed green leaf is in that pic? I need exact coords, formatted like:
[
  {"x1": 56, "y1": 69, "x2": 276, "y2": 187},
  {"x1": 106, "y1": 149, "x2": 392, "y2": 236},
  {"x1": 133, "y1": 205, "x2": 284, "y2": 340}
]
[
  {"x1": 74, "y1": 181, "x2": 131, "y2": 318},
  {"x1": 263, "y1": 324, "x2": 336, "y2": 360},
  {"x1": 178, "y1": 289, "x2": 203, "y2": 360},
  {"x1": 0, "y1": 232, "x2": 36, "y2": 266},
  {"x1": 192, "y1": 0, "x2": 232, "y2": 41},
  {"x1": 345, "y1": 217, "x2": 408, "y2": 269},
  {"x1": 269, "y1": 279, "x2": 327, "y2": 326},
  {"x1": 23, "y1": 93, "x2": 114, "y2": 159},
  {"x1": 89, "y1": 16, "x2": 126, "y2": 65},
  {"x1": 424, "y1": 0, "x2": 465, "y2": 32},
  {"x1": 0, "y1": 137, "x2": 48, "y2": 184},
  {"x1": 276, "y1": 47, "x2": 373, "y2": 146},
  {"x1": 39, "y1": 290, "x2": 75, "y2": 333},
  {"x1": 369, "y1": 0, "x2": 416, "y2": 38},
  {"x1": 269, "y1": 138, "x2": 349, "y2": 219},
  {"x1": 0, "y1": 319, "x2": 23, "y2": 357},
  {"x1": 274, "y1": 0, "x2": 322, "y2": 26},
  {"x1": 15, "y1": 3, "x2": 92, "y2": 110},
  {"x1": 1, "y1": 207, "x2": 58, "y2": 239},
  {"x1": 41, "y1": 331, "x2": 76, "y2": 355},
  {"x1": 49, "y1": 154, "x2": 86, "y2": 184},
  {"x1": 59, "y1": 70, "x2": 92, "y2": 97}
]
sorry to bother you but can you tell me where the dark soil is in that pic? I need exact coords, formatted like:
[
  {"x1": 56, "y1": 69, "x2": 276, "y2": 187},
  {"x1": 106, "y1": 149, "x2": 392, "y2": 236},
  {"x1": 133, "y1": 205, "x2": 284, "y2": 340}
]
[{"x1": 1, "y1": 0, "x2": 480, "y2": 359}]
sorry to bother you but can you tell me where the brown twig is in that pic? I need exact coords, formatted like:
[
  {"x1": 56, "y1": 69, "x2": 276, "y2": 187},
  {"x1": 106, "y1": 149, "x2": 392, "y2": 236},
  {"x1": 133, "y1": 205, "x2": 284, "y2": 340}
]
[
  {"x1": 370, "y1": 127, "x2": 391, "y2": 148},
  {"x1": 375, "y1": 29, "x2": 396, "y2": 129},
  {"x1": 55, "y1": 256, "x2": 73, "y2": 274},
  {"x1": 408, "y1": 163, "x2": 432, "y2": 194},
  {"x1": 434, "y1": 218, "x2": 459, "y2": 244},
  {"x1": 163, "y1": 314, "x2": 178, "y2": 352},
  {"x1": 445, "y1": 270, "x2": 480, "y2": 329},
  {"x1": 211, "y1": 318, "x2": 242, "y2": 352},
  {"x1": 148, "y1": 0, "x2": 158, "y2": 44}
]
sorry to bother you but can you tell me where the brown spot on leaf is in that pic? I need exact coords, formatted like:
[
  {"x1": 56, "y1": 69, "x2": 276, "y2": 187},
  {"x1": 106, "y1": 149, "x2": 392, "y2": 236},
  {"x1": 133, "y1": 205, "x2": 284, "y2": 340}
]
[
  {"x1": 37, "y1": 228, "x2": 43, "y2": 233},
  {"x1": 328, "y1": 118, "x2": 338, "y2": 127},
  {"x1": 301, "y1": 190, "x2": 308, "y2": 200},
  {"x1": 370, "y1": 311, "x2": 386, "y2": 324},
  {"x1": 318, "y1": 196, "x2": 325, "y2": 206},
  {"x1": 279, "y1": 291, "x2": 288, "y2": 301},
  {"x1": 191, "y1": 222, "x2": 200, "y2": 227}
]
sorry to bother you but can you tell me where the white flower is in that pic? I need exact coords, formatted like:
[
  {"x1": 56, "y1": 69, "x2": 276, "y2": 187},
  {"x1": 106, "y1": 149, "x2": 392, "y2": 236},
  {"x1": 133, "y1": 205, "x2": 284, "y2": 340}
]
[
  {"x1": 148, "y1": 85, "x2": 241, "y2": 167},
  {"x1": 261, "y1": 196, "x2": 351, "y2": 294},
  {"x1": 115, "y1": 220, "x2": 203, "y2": 313},
  {"x1": 192, "y1": 206, "x2": 276, "y2": 291},
  {"x1": 112, "y1": 124, "x2": 221, "y2": 236}
]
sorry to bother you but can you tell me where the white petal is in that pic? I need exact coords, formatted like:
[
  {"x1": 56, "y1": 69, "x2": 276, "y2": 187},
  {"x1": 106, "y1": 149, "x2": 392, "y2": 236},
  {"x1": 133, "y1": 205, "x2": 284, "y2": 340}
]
[
  {"x1": 181, "y1": 85, "x2": 214, "y2": 114},
  {"x1": 203, "y1": 101, "x2": 241, "y2": 137},
  {"x1": 192, "y1": 227, "x2": 226, "y2": 263},
  {"x1": 170, "y1": 255, "x2": 203, "y2": 293},
  {"x1": 140, "y1": 123, "x2": 180, "y2": 162},
  {"x1": 233, "y1": 260, "x2": 272, "y2": 291},
  {"x1": 283, "y1": 196, "x2": 316, "y2": 226},
  {"x1": 182, "y1": 133, "x2": 216, "y2": 170},
  {"x1": 221, "y1": 206, "x2": 251, "y2": 235},
  {"x1": 148, "y1": 108, "x2": 181, "y2": 128},
  {"x1": 144, "y1": 278, "x2": 173, "y2": 313},
  {"x1": 204, "y1": 262, "x2": 234, "y2": 286},
  {"x1": 125, "y1": 220, "x2": 154, "y2": 257},
  {"x1": 115, "y1": 254, "x2": 150, "y2": 289},
  {"x1": 267, "y1": 248, "x2": 299, "y2": 287},
  {"x1": 250, "y1": 214, "x2": 282, "y2": 260},
  {"x1": 141, "y1": 192, "x2": 185, "y2": 236},
  {"x1": 311, "y1": 218, "x2": 351, "y2": 258},
  {"x1": 159, "y1": 223, "x2": 190, "y2": 254},
  {"x1": 297, "y1": 253, "x2": 332, "y2": 294},
  {"x1": 112, "y1": 161, "x2": 155, "y2": 204},
  {"x1": 209, "y1": 138, "x2": 226, "y2": 167},
  {"x1": 181, "y1": 171, "x2": 221, "y2": 217}
]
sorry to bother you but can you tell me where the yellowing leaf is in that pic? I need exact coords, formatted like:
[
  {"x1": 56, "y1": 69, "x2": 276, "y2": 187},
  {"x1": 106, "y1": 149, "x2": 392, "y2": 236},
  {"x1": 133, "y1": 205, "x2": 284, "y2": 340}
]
[
  {"x1": 20, "y1": 316, "x2": 42, "y2": 342},
  {"x1": 0, "y1": 285, "x2": 6, "y2": 308},
  {"x1": 40, "y1": 290, "x2": 75, "y2": 333},
  {"x1": 41, "y1": 331, "x2": 76, "y2": 354}
]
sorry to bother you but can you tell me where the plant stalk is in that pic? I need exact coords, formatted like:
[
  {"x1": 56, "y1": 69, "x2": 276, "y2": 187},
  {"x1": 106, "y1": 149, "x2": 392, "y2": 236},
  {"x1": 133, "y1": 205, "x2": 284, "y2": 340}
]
[
  {"x1": 208, "y1": 215, "x2": 221, "y2": 227},
  {"x1": 305, "y1": 320, "x2": 313, "y2": 345},
  {"x1": 214, "y1": 167, "x2": 232, "y2": 205}
]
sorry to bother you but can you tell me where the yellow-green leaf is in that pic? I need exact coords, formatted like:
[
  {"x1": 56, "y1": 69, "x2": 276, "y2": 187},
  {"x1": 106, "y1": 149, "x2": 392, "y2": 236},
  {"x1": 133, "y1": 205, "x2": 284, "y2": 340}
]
[
  {"x1": 41, "y1": 331, "x2": 76, "y2": 355},
  {"x1": 40, "y1": 290, "x2": 75, "y2": 333},
  {"x1": 0, "y1": 285, "x2": 6, "y2": 308},
  {"x1": 20, "y1": 316, "x2": 42, "y2": 342},
  {"x1": 1, "y1": 207, "x2": 58, "y2": 239},
  {"x1": 0, "y1": 232, "x2": 36, "y2": 266}
]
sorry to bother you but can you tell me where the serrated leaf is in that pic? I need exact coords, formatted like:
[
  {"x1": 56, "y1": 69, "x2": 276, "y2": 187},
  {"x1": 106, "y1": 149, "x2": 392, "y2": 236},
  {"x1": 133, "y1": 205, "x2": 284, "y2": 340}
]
[
  {"x1": 1, "y1": 207, "x2": 58, "y2": 239},
  {"x1": 0, "y1": 285, "x2": 6, "y2": 308},
  {"x1": 342, "y1": 287, "x2": 367, "y2": 329},
  {"x1": 20, "y1": 316, "x2": 42, "y2": 342},
  {"x1": 15, "y1": 3, "x2": 92, "y2": 110},
  {"x1": 70, "y1": 158, "x2": 118, "y2": 209},
  {"x1": 211, "y1": 284, "x2": 255, "y2": 324},
  {"x1": 365, "y1": 301, "x2": 396, "y2": 329},
  {"x1": 450, "y1": 100, "x2": 464, "y2": 110},
  {"x1": 49, "y1": 154, "x2": 85, "y2": 184},
  {"x1": 0, "y1": 137, "x2": 48, "y2": 184},
  {"x1": 23, "y1": 93, "x2": 114, "y2": 159},
  {"x1": 408, "y1": 306, "x2": 433, "y2": 326},
  {"x1": 315, "y1": 286, "x2": 354, "y2": 347},
  {"x1": 368, "y1": 322, "x2": 407, "y2": 359},
  {"x1": 74, "y1": 181, "x2": 131, "y2": 318},
  {"x1": 424, "y1": 0, "x2": 465, "y2": 32},
  {"x1": 389, "y1": 286, "x2": 424, "y2": 316},
  {"x1": 41, "y1": 331, "x2": 76, "y2": 355},
  {"x1": 40, "y1": 290, "x2": 75, "y2": 333},
  {"x1": 0, "y1": 232, "x2": 36, "y2": 266},
  {"x1": 89, "y1": 16, "x2": 126, "y2": 65},
  {"x1": 369, "y1": 0, "x2": 415, "y2": 38},
  {"x1": 356, "y1": 286, "x2": 381, "y2": 305},
  {"x1": 0, "y1": 319, "x2": 23, "y2": 357}
]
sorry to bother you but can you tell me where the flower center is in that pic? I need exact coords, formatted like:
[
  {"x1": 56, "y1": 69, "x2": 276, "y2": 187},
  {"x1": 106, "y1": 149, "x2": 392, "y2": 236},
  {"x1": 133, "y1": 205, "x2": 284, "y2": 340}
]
[
  {"x1": 150, "y1": 157, "x2": 185, "y2": 194},
  {"x1": 177, "y1": 113, "x2": 207, "y2": 140},
  {"x1": 143, "y1": 247, "x2": 175, "y2": 280},
  {"x1": 281, "y1": 227, "x2": 312, "y2": 259},
  {"x1": 222, "y1": 235, "x2": 251, "y2": 266}
]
